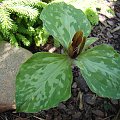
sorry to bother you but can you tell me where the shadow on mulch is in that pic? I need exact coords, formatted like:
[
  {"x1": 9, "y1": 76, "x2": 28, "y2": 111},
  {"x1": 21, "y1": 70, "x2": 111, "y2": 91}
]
[{"x1": 0, "y1": 0, "x2": 120, "y2": 120}]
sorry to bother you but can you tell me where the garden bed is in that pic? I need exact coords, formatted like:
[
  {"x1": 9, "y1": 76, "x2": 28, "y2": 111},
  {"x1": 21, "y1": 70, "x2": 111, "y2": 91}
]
[{"x1": 0, "y1": 0, "x2": 120, "y2": 120}]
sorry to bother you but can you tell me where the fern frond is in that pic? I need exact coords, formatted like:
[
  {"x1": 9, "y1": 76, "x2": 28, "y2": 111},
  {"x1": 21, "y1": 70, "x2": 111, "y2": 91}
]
[
  {"x1": 17, "y1": 25, "x2": 35, "y2": 36},
  {"x1": 0, "y1": 32, "x2": 3, "y2": 41},
  {"x1": 0, "y1": 0, "x2": 46, "y2": 46},
  {"x1": 34, "y1": 27, "x2": 49, "y2": 46},
  {"x1": 10, "y1": 33, "x2": 18, "y2": 46},
  {"x1": 39, "y1": 28, "x2": 49, "y2": 45},
  {"x1": 6, "y1": 5, "x2": 39, "y2": 20},
  {"x1": 37, "y1": 1, "x2": 47, "y2": 8},
  {"x1": 17, "y1": 25, "x2": 29, "y2": 35},
  {"x1": 85, "y1": 8, "x2": 99, "y2": 26},
  {"x1": 16, "y1": 33, "x2": 30, "y2": 46},
  {"x1": 34, "y1": 36, "x2": 40, "y2": 46},
  {"x1": 3, "y1": 0, "x2": 47, "y2": 8},
  {"x1": 0, "y1": 8, "x2": 14, "y2": 35},
  {"x1": 28, "y1": 26, "x2": 35, "y2": 35}
]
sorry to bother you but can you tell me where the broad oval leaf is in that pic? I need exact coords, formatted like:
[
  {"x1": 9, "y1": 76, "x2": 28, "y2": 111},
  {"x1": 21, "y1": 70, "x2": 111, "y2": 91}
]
[
  {"x1": 40, "y1": 2, "x2": 91, "y2": 49},
  {"x1": 16, "y1": 52, "x2": 72, "y2": 112},
  {"x1": 75, "y1": 44, "x2": 120, "y2": 99}
]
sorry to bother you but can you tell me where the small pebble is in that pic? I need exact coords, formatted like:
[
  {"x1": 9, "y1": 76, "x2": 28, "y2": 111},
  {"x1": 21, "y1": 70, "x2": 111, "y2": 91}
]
[
  {"x1": 72, "y1": 112, "x2": 81, "y2": 119},
  {"x1": 84, "y1": 94, "x2": 96, "y2": 105},
  {"x1": 111, "y1": 99, "x2": 119, "y2": 105},
  {"x1": 72, "y1": 82, "x2": 77, "y2": 89},
  {"x1": 92, "y1": 110, "x2": 104, "y2": 117},
  {"x1": 58, "y1": 103, "x2": 66, "y2": 110},
  {"x1": 107, "y1": 20, "x2": 114, "y2": 26}
]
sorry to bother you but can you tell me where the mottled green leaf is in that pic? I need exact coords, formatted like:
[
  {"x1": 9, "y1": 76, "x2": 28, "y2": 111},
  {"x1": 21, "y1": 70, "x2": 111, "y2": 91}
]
[
  {"x1": 75, "y1": 44, "x2": 120, "y2": 99},
  {"x1": 40, "y1": 2, "x2": 91, "y2": 49},
  {"x1": 83, "y1": 37, "x2": 98, "y2": 50},
  {"x1": 16, "y1": 52, "x2": 72, "y2": 112}
]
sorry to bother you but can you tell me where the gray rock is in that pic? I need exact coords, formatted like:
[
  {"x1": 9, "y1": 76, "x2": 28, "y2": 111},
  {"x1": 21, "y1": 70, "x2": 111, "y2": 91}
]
[{"x1": 0, "y1": 41, "x2": 32, "y2": 112}]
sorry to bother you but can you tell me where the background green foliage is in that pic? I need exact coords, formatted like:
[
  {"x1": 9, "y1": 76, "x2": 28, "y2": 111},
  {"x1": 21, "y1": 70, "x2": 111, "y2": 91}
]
[
  {"x1": 0, "y1": 0, "x2": 100, "y2": 47},
  {"x1": 0, "y1": 0, "x2": 49, "y2": 47},
  {"x1": 85, "y1": 8, "x2": 99, "y2": 26}
]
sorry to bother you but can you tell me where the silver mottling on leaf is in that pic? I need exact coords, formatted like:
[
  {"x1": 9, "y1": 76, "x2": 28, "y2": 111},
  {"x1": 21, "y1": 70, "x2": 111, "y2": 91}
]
[
  {"x1": 76, "y1": 44, "x2": 120, "y2": 99},
  {"x1": 16, "y1": 52, "x2": 72, "y2": 112},
  {"x1": 40, "y1": 2, "x2": 91, "y2": 49}
]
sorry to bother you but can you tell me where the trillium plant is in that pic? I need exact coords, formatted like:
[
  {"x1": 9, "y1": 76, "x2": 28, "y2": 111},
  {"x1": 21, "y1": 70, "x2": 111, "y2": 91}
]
[{"x1": 16, "y1": 2, "x2": 120, "y2": 112}]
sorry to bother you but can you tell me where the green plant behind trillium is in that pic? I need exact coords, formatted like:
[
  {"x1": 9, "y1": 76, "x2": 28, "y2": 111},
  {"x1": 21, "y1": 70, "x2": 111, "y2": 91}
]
[
  {"x1": 16, "y1": 2, "x2": 120, "y2": 113},
  {"x1": 0, "y1": 0, "x2": 48, "y2": 46}
]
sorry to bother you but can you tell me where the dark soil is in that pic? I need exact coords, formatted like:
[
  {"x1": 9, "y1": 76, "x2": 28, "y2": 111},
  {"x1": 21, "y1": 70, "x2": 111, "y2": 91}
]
[{"x1": 0, "y1": 0, "x2": 120, "y2": 120}]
